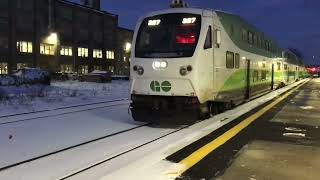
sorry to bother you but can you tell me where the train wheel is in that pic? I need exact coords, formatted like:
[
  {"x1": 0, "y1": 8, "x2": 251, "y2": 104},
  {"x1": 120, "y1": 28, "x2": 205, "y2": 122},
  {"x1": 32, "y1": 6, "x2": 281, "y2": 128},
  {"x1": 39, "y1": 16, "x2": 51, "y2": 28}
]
[
  {"x1": 198, "y1": 103, "x2": 210, "y2": 120},
  {"x1": 209, "y1": 102, "x2": 219, "y2": 115}
]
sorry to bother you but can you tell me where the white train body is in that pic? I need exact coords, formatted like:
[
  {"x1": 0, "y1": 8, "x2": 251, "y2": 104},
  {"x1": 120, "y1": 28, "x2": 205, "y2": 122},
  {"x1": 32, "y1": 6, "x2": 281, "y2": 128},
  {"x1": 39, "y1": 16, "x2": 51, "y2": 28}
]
[{"x1": 129, "y1": 8, "x2": 305, "y2": 122}]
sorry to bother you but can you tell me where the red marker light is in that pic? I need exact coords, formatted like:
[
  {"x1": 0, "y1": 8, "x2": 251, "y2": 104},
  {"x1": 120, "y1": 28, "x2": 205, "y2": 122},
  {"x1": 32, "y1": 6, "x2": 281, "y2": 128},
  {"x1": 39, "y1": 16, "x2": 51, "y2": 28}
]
[{"x1": 176, "y1": 34, "x2": 196, "y2": 44}]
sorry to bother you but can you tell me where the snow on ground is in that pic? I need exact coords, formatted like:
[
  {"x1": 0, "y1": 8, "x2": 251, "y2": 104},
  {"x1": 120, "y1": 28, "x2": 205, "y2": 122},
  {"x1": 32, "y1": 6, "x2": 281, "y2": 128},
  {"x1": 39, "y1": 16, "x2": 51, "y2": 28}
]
[
  {"x1": 0, "y1": 79, "x2": 309, "y2": 180},
  {"x1": 0, "y1": 80, "x2": 130, "y2": 116}
]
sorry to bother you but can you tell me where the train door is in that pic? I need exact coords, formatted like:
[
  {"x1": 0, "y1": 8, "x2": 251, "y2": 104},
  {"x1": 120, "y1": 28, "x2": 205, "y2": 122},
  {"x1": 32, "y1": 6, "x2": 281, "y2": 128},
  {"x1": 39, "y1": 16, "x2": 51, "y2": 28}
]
[
  {"x1": 245, "y1": 59, "x2": 251, "y2": 99},
  {"x1": 213, "y1": 25, "x2": 221, "y2": 91}
]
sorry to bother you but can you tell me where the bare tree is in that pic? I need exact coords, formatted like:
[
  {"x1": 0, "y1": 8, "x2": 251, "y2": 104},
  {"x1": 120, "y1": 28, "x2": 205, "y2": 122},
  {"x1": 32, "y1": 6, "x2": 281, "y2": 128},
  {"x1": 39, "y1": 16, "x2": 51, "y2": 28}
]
[{"x1": 170, "y1": 0, "x2": 189, "y2": 8}]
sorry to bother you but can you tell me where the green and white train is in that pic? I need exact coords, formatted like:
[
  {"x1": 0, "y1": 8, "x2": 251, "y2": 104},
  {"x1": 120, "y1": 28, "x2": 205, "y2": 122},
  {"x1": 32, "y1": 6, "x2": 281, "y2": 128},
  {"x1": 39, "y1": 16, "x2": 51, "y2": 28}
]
[{"x1": 129, "y1": 8, "x2": 307, "y2": 123}]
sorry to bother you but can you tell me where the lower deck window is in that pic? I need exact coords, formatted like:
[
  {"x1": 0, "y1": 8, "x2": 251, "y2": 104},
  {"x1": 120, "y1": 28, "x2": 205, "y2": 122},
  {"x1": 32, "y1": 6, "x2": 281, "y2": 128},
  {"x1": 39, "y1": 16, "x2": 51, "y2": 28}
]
[
  {"x1": 226, "y1": 51, "x2": 234, "y2": 69},
  {"x1": 252, "y1": 70, "x2": 259, "y2": 82},
  {"x1": 235, "y1": 53, "x2": 240, "y2": 68}
]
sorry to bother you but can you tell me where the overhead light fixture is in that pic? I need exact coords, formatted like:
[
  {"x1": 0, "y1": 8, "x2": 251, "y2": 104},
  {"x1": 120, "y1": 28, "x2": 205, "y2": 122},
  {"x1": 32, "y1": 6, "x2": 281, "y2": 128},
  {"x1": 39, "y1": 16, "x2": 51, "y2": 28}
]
[
  {"x1": 47, "y1": 32, "x2": 58, "y2": 45},
  {"x1": 124, "y1": 42, "x2": 131, "y2": 52}
]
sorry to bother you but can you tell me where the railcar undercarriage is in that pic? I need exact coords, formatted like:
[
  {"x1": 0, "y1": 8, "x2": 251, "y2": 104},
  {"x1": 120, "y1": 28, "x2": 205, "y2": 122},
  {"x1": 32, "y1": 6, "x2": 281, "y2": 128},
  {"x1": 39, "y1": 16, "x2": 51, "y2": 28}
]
[{"x1": 130, "y1": 95, "x2": 205, "y2": 124}]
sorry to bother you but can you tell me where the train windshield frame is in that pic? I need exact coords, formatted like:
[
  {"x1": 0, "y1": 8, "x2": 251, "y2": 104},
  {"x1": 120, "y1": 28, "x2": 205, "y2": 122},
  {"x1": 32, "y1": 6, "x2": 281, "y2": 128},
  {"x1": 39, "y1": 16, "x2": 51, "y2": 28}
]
[{"x1": 135, "y1": 13, "x2": 202, "y2": 58}]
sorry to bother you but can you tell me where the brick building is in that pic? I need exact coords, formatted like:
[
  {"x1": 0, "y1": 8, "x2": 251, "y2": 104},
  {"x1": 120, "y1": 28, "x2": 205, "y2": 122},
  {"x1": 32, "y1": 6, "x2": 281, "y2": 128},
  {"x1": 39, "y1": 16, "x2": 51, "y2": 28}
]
[{"x1": 0, "y1": 0, "x2": 133, "y2": 75}]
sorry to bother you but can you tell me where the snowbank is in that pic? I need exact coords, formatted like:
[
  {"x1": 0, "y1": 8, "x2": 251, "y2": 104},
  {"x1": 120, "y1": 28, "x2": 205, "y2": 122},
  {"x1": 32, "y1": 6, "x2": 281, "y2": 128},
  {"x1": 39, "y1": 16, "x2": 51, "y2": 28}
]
[{"x1": 0, "y1": 80, "x2": 130, "y2": 116}]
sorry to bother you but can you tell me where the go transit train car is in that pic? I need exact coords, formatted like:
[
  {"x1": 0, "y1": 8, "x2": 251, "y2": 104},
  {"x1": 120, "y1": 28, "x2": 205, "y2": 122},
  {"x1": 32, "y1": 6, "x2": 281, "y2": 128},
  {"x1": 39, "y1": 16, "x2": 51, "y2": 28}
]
[{"x1": 129, "y1": 8, "x2": 306, "y2": 123}]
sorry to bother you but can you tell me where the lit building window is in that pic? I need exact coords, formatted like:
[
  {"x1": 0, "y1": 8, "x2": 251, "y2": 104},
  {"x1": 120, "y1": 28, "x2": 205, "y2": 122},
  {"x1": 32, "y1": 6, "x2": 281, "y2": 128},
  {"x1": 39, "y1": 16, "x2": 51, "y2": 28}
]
[
  {"x1": 40, "y1": 43, "x2": 55, "y2": 55},
  {"x1": 0, "y1": 63, "x2": 8, "y2": 74},
  {"x1": 93, "y1": 65, "x2": 102, "y2": 71},
  {"x1": 60, "y1": 46, "x2": 73, "y2": 56},
  {"x1": 123, "y1": 56, "x2": 126, "y2": 62},
  {"x1": 17, "y1": 63, "x2": 28, "y2": 70},
  {"x1": 106, "y1": 50, "x2": 115, "y2": 60},
  {"x1": 17, "y1": 41, "x2": 33, "y2": 53},
  {"x1": 108, "y1": 65, "x2": 114, "y2": 73},
  {"x1": 93, "y1": 49, "x2": 103, "y2": 59},
  {"x1": 78, "y1": 47, "x2": 88, "y2": 57},
  {"x1": 79, "y1": 65, "x2": 88, "y2": 74},
  {"x1": 60, "y1": 64, "x2": 73, "y2": 73}
]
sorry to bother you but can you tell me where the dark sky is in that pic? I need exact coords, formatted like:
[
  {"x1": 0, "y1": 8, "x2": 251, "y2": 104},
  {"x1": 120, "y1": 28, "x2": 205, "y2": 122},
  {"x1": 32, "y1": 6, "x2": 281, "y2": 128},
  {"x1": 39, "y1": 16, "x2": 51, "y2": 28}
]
[{"x1": 72, "y1": 0, "x2": 320, "y2": 65}]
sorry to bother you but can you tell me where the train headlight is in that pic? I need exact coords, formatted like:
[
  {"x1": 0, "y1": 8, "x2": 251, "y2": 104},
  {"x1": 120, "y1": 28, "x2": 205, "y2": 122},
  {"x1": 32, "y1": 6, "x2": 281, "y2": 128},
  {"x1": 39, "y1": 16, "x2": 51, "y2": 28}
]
[
  {"x1": 153, "y1": 60, "x2": 168, "y2": 70},
  {"x1": 154, "y1": 61, "x2": 161, "y2": 69},
  {"x1": 160, "y1": 61, "x2": 168, "y2": 68}
]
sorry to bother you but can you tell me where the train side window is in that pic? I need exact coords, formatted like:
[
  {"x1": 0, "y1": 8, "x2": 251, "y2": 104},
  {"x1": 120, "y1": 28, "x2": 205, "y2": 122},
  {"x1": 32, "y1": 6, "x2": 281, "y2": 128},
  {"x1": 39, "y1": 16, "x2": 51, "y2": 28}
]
[
  {"x1": 235, "y1": 53, "x2": 240, "y2": 68},
  {"x1": 242, "y1": 28, "x2": 247, "y2": 42},
  {"x1": 248, "y1": 31, "x2": 253, "y2": 44},
  {"x1": 277, "y1": 62, "x2": 281, "y2": 70},
  {"x1": 226, "y1": 51, "x2": 234, "y2": 69},
  {"x1": 204, "y1": 26, "x2": 212, "y2": 49},
  {"x1": 253, "y1": 70, "x2": 259, "y2": 82},
  {"x1": 215, "y1": 29, "x2": 221, "y2": 48}
]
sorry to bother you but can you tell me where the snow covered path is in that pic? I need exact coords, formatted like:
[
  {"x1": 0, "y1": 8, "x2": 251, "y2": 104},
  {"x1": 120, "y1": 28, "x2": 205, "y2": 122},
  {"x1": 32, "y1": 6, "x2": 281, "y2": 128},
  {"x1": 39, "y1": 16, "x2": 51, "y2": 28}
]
[{"x1": 0, "y1": 79, "x2": 308, "y2": 180}]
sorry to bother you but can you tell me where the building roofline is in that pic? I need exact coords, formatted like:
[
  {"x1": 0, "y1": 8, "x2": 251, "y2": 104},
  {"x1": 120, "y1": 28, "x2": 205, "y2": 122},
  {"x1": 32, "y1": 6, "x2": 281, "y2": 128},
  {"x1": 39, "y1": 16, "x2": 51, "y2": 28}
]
[
  {"x1": 117, "y1": 27, "x2": 134, "y2": 32},
  {"x1": 58, "y1": 0, "x2": 118, "y2": 17}
]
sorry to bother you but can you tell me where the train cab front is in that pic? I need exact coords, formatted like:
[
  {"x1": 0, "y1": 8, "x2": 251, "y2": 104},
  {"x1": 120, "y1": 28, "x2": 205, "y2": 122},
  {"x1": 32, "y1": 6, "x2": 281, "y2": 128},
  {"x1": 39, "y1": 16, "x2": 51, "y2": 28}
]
[{"x1": 129, "y1": 10, "x2": 205, "y2": 124}]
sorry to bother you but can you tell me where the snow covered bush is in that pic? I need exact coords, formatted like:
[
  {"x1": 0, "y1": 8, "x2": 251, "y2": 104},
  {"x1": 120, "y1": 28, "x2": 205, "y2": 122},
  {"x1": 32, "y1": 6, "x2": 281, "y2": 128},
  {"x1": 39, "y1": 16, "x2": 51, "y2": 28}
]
[{"x1": 0, "y1": 68, "x2": 51, "y2": 87}]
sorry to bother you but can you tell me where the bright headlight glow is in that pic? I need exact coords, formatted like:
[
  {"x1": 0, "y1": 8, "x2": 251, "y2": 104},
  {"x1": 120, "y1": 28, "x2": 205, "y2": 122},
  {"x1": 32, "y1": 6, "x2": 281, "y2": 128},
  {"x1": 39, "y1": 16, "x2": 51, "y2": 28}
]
[
  {"x1": 153, "y1": 61, "x2": 168, "y2": 70},
  {"x1": 154, "y1": 61, "x2": 161, "y2": 68},
  {"x1": 148, "y1": 19, "x2": 161, "y2": 26},
  {"x1": 182, "y1": 17, "x2": 196, "y2": 24},
  {"x1": 160, "y1": 61, "x2": 167, "y2": 68}
]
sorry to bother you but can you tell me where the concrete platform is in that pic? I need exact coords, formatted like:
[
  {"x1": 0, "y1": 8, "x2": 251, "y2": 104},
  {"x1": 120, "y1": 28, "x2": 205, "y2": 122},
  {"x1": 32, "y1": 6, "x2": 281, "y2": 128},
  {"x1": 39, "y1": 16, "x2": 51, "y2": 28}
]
[
  {"x1": 218, "y1": 140, "x2": 320, "y2": 180},
  {"x1": 218, "y1": 78, "x2": 320, "y2": 180}
]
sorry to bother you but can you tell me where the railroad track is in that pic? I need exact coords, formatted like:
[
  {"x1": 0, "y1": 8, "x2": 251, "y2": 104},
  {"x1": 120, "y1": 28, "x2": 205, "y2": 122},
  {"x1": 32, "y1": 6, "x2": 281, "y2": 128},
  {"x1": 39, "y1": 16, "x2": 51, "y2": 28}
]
[
  {"x1": 58, "y1": 124, "x2": 190, "y2": 180},
  {"x1": 0, "y1": 121, "x2": 191, "y2": 180},
  {"x1": 0, "y1": 123, "x2": 149, "y2": 172},
  {"x1": 0, "y1": 98, "x2": 130, "y2": 125}
]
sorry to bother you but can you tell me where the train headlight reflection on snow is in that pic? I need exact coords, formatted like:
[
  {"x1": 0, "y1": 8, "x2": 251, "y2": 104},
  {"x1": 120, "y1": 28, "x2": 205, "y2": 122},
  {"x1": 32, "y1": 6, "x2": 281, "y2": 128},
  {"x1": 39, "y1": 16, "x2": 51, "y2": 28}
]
[
  {"x1": 182, "y1": 17, "x2": 196, "y2": 24},
  {"x1": 148, "y1": 19, "x2": 161, "y2": 26}
]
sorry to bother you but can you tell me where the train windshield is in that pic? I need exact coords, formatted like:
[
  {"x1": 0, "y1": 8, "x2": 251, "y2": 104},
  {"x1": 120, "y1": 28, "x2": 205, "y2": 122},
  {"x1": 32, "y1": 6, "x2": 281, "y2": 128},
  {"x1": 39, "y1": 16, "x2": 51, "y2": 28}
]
[{"x1": 135, "y1": 13, "x2": 202, "y2": 58}]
